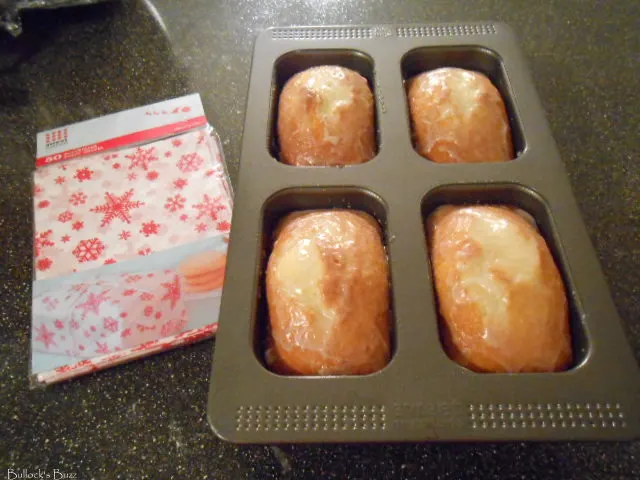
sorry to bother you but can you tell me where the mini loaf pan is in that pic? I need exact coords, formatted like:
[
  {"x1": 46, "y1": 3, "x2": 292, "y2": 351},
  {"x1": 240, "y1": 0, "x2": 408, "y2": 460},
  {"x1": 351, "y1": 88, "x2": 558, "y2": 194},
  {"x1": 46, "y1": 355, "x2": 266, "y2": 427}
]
[{"x1": 208, "y1": 23, "x2": 640, "y2": 443}]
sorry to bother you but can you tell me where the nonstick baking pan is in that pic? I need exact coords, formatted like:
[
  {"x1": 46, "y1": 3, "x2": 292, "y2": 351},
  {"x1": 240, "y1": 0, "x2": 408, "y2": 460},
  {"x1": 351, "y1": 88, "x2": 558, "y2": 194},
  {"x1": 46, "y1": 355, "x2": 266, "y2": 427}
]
[{"x1": 207, "y1": 23, "x2": 640, "y2": 443}]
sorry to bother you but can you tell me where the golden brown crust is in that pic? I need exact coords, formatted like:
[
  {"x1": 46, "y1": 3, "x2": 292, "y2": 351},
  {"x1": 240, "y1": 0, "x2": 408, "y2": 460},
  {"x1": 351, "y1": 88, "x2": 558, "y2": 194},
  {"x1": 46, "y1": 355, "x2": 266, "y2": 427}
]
[
  {"x1": 266, "y1": 210, "x2": 391, "y2": 375},
  {"x1": 427, "y1": 205, "x2": 572, "y2": 372},
  {"x1": 408, "y1": 67, "x2": 514, "y2": 163},
  {"x1": 277, "y1": 66, "x2": 376, "y2": 166}
]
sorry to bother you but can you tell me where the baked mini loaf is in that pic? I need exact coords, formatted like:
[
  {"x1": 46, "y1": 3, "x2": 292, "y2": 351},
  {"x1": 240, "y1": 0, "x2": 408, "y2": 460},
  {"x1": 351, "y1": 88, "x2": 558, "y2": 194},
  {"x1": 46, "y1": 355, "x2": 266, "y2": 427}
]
[
  {"x1": 277, "y1": 66, "x2": 376, "y2": 166},
  {"x1": 427, "y1": 205, "x2": 572, "y2": 373},
  {"x1": 407, "y1": 67, "x2": 514, "y2": 163},
  {"x1": 266, "y1": 210, "x2": 391, "y2": 375}
]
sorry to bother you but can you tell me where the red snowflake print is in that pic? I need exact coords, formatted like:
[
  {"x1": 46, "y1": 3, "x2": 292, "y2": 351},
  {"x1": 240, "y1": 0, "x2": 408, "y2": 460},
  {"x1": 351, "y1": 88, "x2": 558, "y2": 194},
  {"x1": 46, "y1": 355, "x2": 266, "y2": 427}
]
[
  {"x1": 81, "y1": 291, "x2": 111, "y2": 318},
  {"x1": 205, "y1": 169, "x2": 215, "y2": 177},
  {"x1": 193, "y1": 194, "x2": 227, "y2": 221},
  {"x1": 34, "y1": 184, "x2": 44, "y2": 197},
  {"x1": 126, "y1": 146, "x2": 159, "y2": 171},
  {"x1": 128, "y1": 173, "x2": 137, "y2": 181},
  {"x1": 126, "y1": 274, "x2": 142, "y2": 283},
  {"x1": 138, "y1": 247, "x2": 151, "y2": 256},
  {"x1": 172, "y1": 138, "x2": 183, "y2": 147},
  {"x1": 119, "y1": 230, "x2": 132, "y2": 241},
  {"x1": 182, "y1": 106, "x2": 191, "y2": 113},
  {"x1": 120, "y1": 312, "x2": 128, "y2": 318},
  {"x1": 34, "y1": 230, "x2": 55, "y2": 256},
  {"x1": 72, "y1": 238, "x2": 105, "y2": 263},
  {"x1": 90, "y1": 189, "x2": 145, "y2": 227},
  {"x1": 96, "y1": 342, "x2": 110, "y2": 354},
  {"x1": 140, "y1": 292, "x2": 154, "y2": 301},
  {"x1": 173, "y1": 178, "x2": 188, "y2": 189},
  {"x1": 133, "y1": 340, "x2": 158, "y2": 352},
  {"x1": 121, "y1": 328, "x2": 132, "y2": 338},
  {"x1": 165, "y1": 194, "x2": 186, "y2": 213},
  {"x1": 177, "y1": 152, "x2": 204, "y2": 172},
  {"x1": 74, "y1": 167, "x2": 94, "y2": 182},
  {"x1": 70, "y1": 319, "x2": 80, "y2": 330},
  {"x1": 90, "y1": 325, "x2": 97, "y2": 332},
  {"x1": 54, "y1": 320, "x2": 65, "y2": 329},
  {"x1": 35, "y1": 324, "x2": 56, "y2": 349},
  {"x1": 104, "y1": 258, "x2": 117, "y2": 265},
  {"x1": 55, "y1": 176, "x2": 65, "y2": 185},
  {"x1": 37, "y1": 200, "x2": 51, "y2": 209},
  {"x1": 113, "y1": 163, "x2": 121, "y2": 169},
  {"x1": 161, "y1": 274, "x2": 182, "y2": 310},
  {"x1": 76, "y1": 290, "x2": 110, "y2": 318},
  {"x1": 164, "y1": 151, "x2": 173, "y2": 158},
  {"x1": 140, "y1": 221, "x2": 160, "y2": 237},
  {"x1": 42, "y1": 297, "x2": 59, "y2": 311},
  {"x1": 195, "y1": 223, "x2": 208, "y2": 233},
  {"x1": 147, "y1": 273, "x2": 155, "y2": 278},
  {"x1": 72, "y1": 221, "x2": 85, "y2": 231},
  {"x1": 123, "y1": 289, "x2": 137, "y2": 296},
  {"x1": 37, "y1": 258, "x2": 53, "y2": 271},
  {"x1": 58, "y1": 211, "x2": 73, "y2": 223},
  {"x1": 144, "y1": 306, "x2": 154, "y2": 317},
  {"x1": 78, "y1": 345, "x2": 85, "y2": 351},
  {"x1": 136, "y1": 324, "x2": 156, "y2": 333},
  {"x1": 155, "y1": 311, "x2": 163, "y2": 320},
  {"x1": 61, "y1": 235, "x2": 71, "y2": 243},
  {"x1": 217, "y1": 221, "x2": 231, "y2": 233},
  {"x1": 69, "y1": 191, "x2": 88, "y2": 206},
  {"x1": 161, "y1": 318, "x2": 188, "y2": 337},
  {"x1": 59, "y1": 164, "x2": 69, "y2": 171},
  {"x1": 147, "y1": 171, "x2": 159, "y2": 181},
  {"x1": 104, "y1": 317, "x2": 119, "y2": 332},
  {"x1": 71, "y1": 283, "x2": 89, "y2": 293},
  {"x1": 179, "y1": 214, "x2": 189, "y2": 222}
]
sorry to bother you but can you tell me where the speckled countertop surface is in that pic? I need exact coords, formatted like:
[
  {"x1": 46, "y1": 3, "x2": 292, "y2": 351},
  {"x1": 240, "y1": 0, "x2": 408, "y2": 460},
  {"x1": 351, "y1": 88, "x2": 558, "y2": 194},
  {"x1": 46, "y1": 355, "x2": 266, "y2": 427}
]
[{"x1": 0, "y1": 1, "x2": 638, "y2": 478}]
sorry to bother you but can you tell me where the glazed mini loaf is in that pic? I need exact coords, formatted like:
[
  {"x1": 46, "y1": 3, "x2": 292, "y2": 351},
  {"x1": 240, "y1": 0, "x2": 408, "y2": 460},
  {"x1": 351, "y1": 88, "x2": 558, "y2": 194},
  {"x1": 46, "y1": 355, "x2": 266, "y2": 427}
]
[
  {"x1": 427, "y1": 205, "x2": 572, "y2": 373},
  {"x1": 266, "y1": 210, "x2": 391, "y2": 375},
  {"x1": 277, "y1": 66, "x2": 376, "y2": 166},
  {"x1": 408, "y1": 67, "x2": 514, "y2": 163}
]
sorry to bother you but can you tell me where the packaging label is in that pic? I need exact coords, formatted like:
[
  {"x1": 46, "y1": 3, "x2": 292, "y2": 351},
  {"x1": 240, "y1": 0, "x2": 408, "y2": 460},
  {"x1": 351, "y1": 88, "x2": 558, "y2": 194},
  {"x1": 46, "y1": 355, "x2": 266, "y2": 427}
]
[{"x1": 36, "y1": 94, "x2": 206, "y2": 166}]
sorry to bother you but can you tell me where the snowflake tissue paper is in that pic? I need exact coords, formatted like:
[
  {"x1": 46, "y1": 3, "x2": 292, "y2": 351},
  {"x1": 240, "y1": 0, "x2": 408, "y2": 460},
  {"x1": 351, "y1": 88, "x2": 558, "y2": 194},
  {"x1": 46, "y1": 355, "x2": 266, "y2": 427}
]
[{"x1": 31, "y1": 94, "x2": 233, "y2": 386}]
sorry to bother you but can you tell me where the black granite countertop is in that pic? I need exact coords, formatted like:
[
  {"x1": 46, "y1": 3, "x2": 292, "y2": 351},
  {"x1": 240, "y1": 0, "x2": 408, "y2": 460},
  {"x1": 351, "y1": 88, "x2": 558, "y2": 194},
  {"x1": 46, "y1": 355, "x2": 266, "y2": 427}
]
[{"x1": 1, "y1": 1, "x2": 638, "y2": 479}]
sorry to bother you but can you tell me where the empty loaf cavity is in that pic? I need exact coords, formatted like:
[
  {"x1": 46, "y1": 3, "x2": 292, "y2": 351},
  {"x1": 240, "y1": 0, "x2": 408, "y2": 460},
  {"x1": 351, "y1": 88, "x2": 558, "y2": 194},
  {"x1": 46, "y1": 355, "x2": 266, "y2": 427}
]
[
  {"x1": 265, "y1": 210, "x2": 391, "y2": 375},
  {"x1": 408, "y1": 67, "x2": 514, "y2": 163},
  {"x1": 427, "y1": 205, "x2": 572, "y2": 373},
  {"x1": 277, "y1": 65, "x2": 376, "y2": 166}
]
